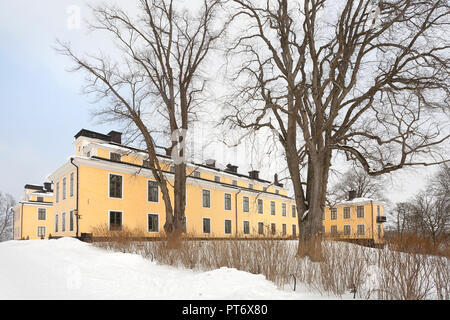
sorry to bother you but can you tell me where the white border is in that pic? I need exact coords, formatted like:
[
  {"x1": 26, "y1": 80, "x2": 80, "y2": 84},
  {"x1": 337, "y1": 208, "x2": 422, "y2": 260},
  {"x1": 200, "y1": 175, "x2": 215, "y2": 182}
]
[
  {"x1": 147, "y1": 213, "x2": 160, "y2": 233},
  {"x1": 147, "y1": 179, "x2": 160, "y2": 203},
  {"x1": 224, "y1": 219, "x2": 232, "y2": 234},
  {"x1": 37, "y1": 207, "x2": 46, "y2": 221},
  {"x1": 243, "y1": 220, "x2": 250, "y2": 235},
  {"x1": 224, "y1": 193, "x2": 232, "y2": 211},
  {"x1": 202, "y1": 217, "x2": 211, "y2": 234},
  {"x1": 202, "y1": 189, "x2": 211, "y2": 209},
  {"x1": 108, "y1": 173, "x2": 124, "y2": 199},
  {"x1": 108, "y1": 210, "x2": 124, "y2": 231}
]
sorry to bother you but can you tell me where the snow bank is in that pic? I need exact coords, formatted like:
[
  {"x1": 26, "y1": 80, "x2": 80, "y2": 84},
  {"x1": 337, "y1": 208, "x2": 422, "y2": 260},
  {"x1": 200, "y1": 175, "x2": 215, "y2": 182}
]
[{"x1": 0, "y1": 238, "x2": 334, "y2": 300}]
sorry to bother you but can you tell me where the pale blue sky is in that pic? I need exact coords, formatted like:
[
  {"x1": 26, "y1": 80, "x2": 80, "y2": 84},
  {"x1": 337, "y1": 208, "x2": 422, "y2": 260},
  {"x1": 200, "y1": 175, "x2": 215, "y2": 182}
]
[{"x1": 0, "y1": 0, "x2": 437, "y2": 204}]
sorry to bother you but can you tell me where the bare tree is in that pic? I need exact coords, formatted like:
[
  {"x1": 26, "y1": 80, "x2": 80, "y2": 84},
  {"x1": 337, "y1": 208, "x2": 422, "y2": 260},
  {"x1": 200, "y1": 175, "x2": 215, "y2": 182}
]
[
  {"x1": 223, "y1": 0, "x2": 450, "y2": 260},
  {"x1": 0, "y1": 192, "x2": 15, "y2": 242},
  {"x1": 57, "y1": 0, "x2": 225, "y2": 237}
]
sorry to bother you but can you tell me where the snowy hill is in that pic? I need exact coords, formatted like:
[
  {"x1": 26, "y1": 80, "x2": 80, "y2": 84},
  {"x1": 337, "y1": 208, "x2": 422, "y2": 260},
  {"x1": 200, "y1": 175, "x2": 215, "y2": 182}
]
[{"x1": 0, "y1": 238, "x2": 340, "y2": 300}]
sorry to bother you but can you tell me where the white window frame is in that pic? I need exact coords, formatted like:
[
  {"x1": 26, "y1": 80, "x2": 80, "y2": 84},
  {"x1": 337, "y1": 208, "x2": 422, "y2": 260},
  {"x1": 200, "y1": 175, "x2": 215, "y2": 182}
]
[
  {"x1": 202, "y1": 189, "x2": 211, "y2": 209},
  {"x1": 270, "y1": 201, "x2": 276, "y2": 216},
  {"x1": 70, "y1": 172, "x2": 74, "y2": 197},
  {"x1": 69, "y1": 210, "x2": 74, "y2": 232},
  {"x1": 108, "y1": 173, "x2": 124, "y2": 199},
  {"x1": 147, "y1": 179, "x2": 160, "y2": 203},
  {"x1": 37, "y1": 208, "x2": 46, "y2": 221},
  {"x1": 224, "y1": 193, "x2": 232, "y2": 211},
  {"x1": 224, "y1": 219, "x2": 232, "y2": 235},
  {"x1": 257, "y1": 198, "x2": 264, "y2": 214},
  {"x1": 37, "y1": 226, "x2": 46, "y2": 238},
  {"x1": 147, "y1": 213, "x2": 160, "y2": 233},
  {"x1": 344, "y1": 225, "x2": 351, "y2": 236},
  {"x1": 108, "y1": 210, "x2": 124, "y2": 231},
  {"x1": 243, "y1": 196, "x2": 249, "y2": 212},
  {"x1": 357, "y1": 224, "x2": 365, "y2": 236},
  {"x1": 257, "y1": 221, "x2": 264, "y2": 235},
  {"x1": 202, "y1": 217, "x2": 211, "y2": 234},
  {"x1": 282, "y1": 203, "x2": 287, "y2": 217},
  {"x1": 243, "y1": 220, "x2": 250, "y2": 235}
]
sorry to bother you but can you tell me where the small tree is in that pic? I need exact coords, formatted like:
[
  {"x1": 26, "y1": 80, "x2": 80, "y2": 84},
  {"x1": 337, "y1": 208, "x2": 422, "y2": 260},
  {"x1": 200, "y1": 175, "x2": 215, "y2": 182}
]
[{"x1": 0, "y1": 192, "x2": 15, "y2": 242}]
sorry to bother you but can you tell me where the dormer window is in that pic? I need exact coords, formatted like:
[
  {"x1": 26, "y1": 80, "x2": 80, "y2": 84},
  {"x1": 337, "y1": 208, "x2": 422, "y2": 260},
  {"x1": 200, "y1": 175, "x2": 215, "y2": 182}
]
[
  {"x1": 37, "y1": 197, "x2": 44, "y2": 202},
  {"x1": 214, "y1": 176, "x2": 220, "y2": 183},
  {"x1": 249, "y1": 183, "x2": 253, "y2": 189},
  {"x1": 275, "y1": 189, "x2": 279, "y2": 194},
  {"x1": 194, "y1": 171, "x2": 201, "y2": 178},
  {"x1": 143, "y1": 160, "x2": 151, "y2": 168},
  {"x1": 110, "y1": 153, "x2": 121, "y2": 162}
]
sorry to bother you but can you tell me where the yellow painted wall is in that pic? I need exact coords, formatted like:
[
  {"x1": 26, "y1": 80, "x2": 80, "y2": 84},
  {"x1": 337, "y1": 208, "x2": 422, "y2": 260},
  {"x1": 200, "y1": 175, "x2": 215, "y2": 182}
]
[{"x1": 13, "y1": 203, "x2": 54, "y2": 240}]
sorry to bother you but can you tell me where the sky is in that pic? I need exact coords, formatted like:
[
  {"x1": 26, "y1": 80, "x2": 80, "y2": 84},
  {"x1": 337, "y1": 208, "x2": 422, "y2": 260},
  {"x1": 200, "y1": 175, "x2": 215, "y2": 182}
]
[{"x1": 0, "y1": 0, "x2": 440, "y2": 205}]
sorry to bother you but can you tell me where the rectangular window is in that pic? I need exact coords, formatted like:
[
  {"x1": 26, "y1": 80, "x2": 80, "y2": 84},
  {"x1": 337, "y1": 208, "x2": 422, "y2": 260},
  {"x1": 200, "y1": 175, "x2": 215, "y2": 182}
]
[
  {"x1": 344, "y1": 225, "x2": 351, "y2": 236},
  {"x1": 202, "y1": 190, "x2": 211, "y2": 208},
  {"x1": 243, "y1": 221, "x2": 250, "y2": 235},
  {"x1": 232, "y1": 180, "x2": 237, "y2": 186},
  {"x1": 69, "y1": 211, "x2": 74, "y2": 232},
  {"x1": 37, "y1": 196, "x2": 44, "y2": 202},
  {"x1": 292, "y1": 224, "x2": 297, "y2": 236},
  {"x1": 62, "y1": 213, "x2": 66, "y2": 232},
  {"x1": 249, "y1": 183, "x2": 253, "y2": 189},
  {"x1": 62, "y1": 177, "x2": 66, "y2": 200},
  {"x1": 38, "y1": 208, "x2": 46, "y2": 220},
  {"x1": 282, "y1": 223, "x2": 287, "y2": 235},
  {"x1": 148, "y1": 214, "x2": 159, "y2": 232},
  {"x1": 271, "y1": 223, "x2": 276, "y2": 235},
  {"x1": 331, "y1": 208, "x2": 338, "y2": 220},
  {"x1": 193, "y1": 171, "x2": 201, "y2": 178},
  {"x1": 331, "y1": 225, "x2": 338, "y2": 235},
  {"x1": 109, "y1": 211, "x2": 123, "y2": 231},
  {"x1": 243, "y1": 196, "x2": 249, "y2": 212},
  {"x1": 148, "y1": 181, "x2": 159, "y2": 202},
  {"x1": 270, "y1": 201, "x2": 276, "y2": 216},
  {"x1": 55, "y1": 214, "x2": 58, "y2": 232},
  {"x1": 143, "y1": 160, "x2": 151, "y2": 168},
  {"x1": 37, "y1": 226, "x2": 46, "y2": 238},
  {"x1": 203, "y1": 218, "x2": 211, "y2": 234},
  {"x1": 224, "y1": 219, "x2": 232, "y2": 234},
  {"x1": 258, "y1": 222, "x2": 264, "y2": 235},
  {"x1": 214, "y1": 176, "x2": 220, "y2": 183},
  {"x1": 56, "y1": 182, "x2": 59, "y2": 203},
  {"x1": 110, "y1": 153, "x2": 121, "y2": 161},
  {"x1": 292, "y1": 205, "x2": 296, "y2": 218},
  {"x1": 257, "y1": 199, "x2": 263, "y2": 214},
  {"x1": 344, "y1": 207, "x2": 351, "y2": 219},
  {"x1": 109, "y1": 174, "x2": 123, "y2": 198},
  {"x1": 275, "y1": 189, "x2": 279, "y2": 194},
  {"x1": 378, "y1": 225, "x2": 381, "y2": 236},
  {"x1": 357, "y1": 224, "x2": 365, "y2": 235},
  {"x1": 70, "y1": 172, "x2": 74, "y2": 197},
  {"x1": 357, "y1": 206, "x2": 365, "y2": 218},
  {"x1": 224, "y1": 193, "x2": 232, "y2": 211},
  {"x1": 377, "y1": 205, "x2": 381, "y2": 217},
  {"x1": 282, "y1": 203, "x2": 287, "y2": 217}
]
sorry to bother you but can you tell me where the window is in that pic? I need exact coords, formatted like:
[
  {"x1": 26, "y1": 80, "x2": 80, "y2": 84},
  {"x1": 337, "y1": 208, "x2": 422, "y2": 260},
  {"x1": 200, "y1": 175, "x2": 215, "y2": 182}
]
[
  {"x1": 109, "y1": 174, "x2": 123, "y2": 198},
  {"x1": 330, "y1": 225, "x2": 338, "y2": 235},
  {"x1": 270, "y1": 201, "x2": 276, "y2": 216},
  {"x1": 56, "y1": 182, "x2": 59, "y2": 203},
  {"x1": 148, "y1": 181, "x2": 159, "y2": 202},
  {"x1": 55, "y1": 214, "x2": 58, "y2": 232},
  {"x1": 62, "y1": 177, "x2": 66, "y2": 200},
  {"x1": 232, "y1": 180, "x2": 237, "y2": 186},
  {"x1": 344, "y1": 207, "x2": 351, "y2": 219},
  {"x1": 271, "y1": 223, "x2": 276, "y2": 235},
  {"x1": 249, "y1": 183, "x2": 253, "y2": 189},
  {"x1": 37, "y1": 226, "x2": 46, "y2": 238},
  {"x1": 193, "y1": 171, "x2": 201, "y2": 178},
  {"x1": 148, "y1": 214, "x2": 159, "y2": 232},
  {"x1": 62, "y1": 213, "x2": 66, "y2": 232},
  {"x1": 258, "y1": 222, "x2": 264, "y2": 235},
  {"x1": 243, "y1": 196, "x2": 249, "y2": 212},
  {"x1": 37, "y1": 196, "x2": 44, "y2": 202},
  {"x1": 275, "y1": 189, "x2": 279, "y2": 194},
  {"x1": 292, "y1": 205, "x2": 296, "y2": 218},
  {"x1": 38, "y1": 208, "x2": 46, "y2": 220},
  {"x1": 257, "y1": 199, "x2": 263, "y2": 214},
  {"x1": 331, "y1": 208, "x2": 338, "y2": 220},
  {"x1": 292, "y1": 224, "x2": 297, "y2": 236},
  {"x1": 110, "y1": 153, "x2": 121, "y2": 161},
  {"x1": 378, "y1": 225, "x2": 381, "y2": 236},
  {"x1": 282, "y1": 223, "x2": 287, "y2": 235},
  {"x1": 224, "y1": 193, "x2": 232, "y2": 211},
  {"x1": 224, "y1": 220, "x2": 232, "y2": 234},
  {"x1": 70, "y1": 172, "x2": 74, "y2": 197},
  {"x1": 203, "y1": 218, "x2": 211, "y2": 234},
  {"x1": 357, "y1": 206, "x2": 365, "y2": 218},
  {"x1": 377, "y1": 205, "x2": 381, "y2": 217},
  {"x1": 344, "y1": 225, "x2": 351, "y2": 236},
  {"x1": 214, "y1": 176, "x2": 220, "y2": 183},
  {"x1": 202, "y1": 190, "x2": 211, "y2": 208},
  {"x1": 109, "y1": 211, "x2": 123, "y2": 231},
  {"x1": 282, "y1": 203, "x2": 287, "y2": 217},
  {"x1": 143, "y1": 160, "x2": 151, "y2": 168},
  {"x1": 243, "y1": 221, "x2": 250, "y2": 235},
  {"x1": 69, "y1": 211, "x2": 74, "y2": 232},
  {"x1": 357, "y1": 224, "x2": 365, "y2": 236}
]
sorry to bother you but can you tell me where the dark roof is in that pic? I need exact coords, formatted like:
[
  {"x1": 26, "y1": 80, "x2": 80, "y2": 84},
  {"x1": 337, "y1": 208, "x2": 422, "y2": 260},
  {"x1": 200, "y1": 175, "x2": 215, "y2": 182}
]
[
  {"x1": 75, "y1": 128, "x2": 274, "y2": 184},
  {"x1": 24, "y1": 184, "x2": 44, "y2": 191}
]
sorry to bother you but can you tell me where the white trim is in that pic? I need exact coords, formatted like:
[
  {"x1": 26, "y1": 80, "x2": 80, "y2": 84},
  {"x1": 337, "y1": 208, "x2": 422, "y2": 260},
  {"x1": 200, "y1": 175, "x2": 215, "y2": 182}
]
[
  {"x1": 108, "y1": 210, "x2": 124, "y2": 231},
  {"x1": 242, "y1": 196, "x2": 250, "y2": 213},
  {"x1": 147, "y1": 213, "x2": 160, "y2": 233},
  {"x1": 282, "y1": 223, "x2": 287, "y2": 235},
  {"x1": 243, "y1": 220, "x2": 250, "y2": 235},
  {"x1": 37, "y1": 207, "x2": 46, "y2": 221},
  {"x1": 257, "y1": 221, "x2": 264, "y2": 235},
  {"x1": 270, "y1": 222, "x2": 276, "y2": 235},
  {"x1": 108, "y1": 173, "x2": 124, "y2": 200},
  {"x1": 37, "y1": 226, "x2": 46, "y2": 238},
  {"x1": 224, "y1": 219, "x2": 232, "y2": 235},
  {"x1": 224, "y1": 193, "x2": 232, "y2": 211},
  {"x1": 257, "y1": 198, "x2": 264, "y2": 214},
  {"x1": 202, "y1": 189, "x2": 211, "y2": 209},
  {"x1": 147, "y1": 179, "x2": 160, "y2": 203},
  {"x1": 69, "y1": 210, "x2": 74, "y2": 232},
  {"x1": 202, "y1": 217, "x2": 211, "y2": 234},
  {"x1": 343, "y1": 224, "x2": 352, "y2": 236},
  {"x1": 270, "y1": 200, "x2": 276, "y2": 216}
]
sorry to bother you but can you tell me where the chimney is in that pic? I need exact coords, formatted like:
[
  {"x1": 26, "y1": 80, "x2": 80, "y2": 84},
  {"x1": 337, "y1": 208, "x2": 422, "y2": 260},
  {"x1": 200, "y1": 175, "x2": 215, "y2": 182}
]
[
  {"x1": 108, "y1": 131, "x2": 122, "y2": 144},
  {"x1": 348, "y1": 190, "x2": 357, "y2": 201},
  {"x1": 205, "y1": 159, "x2": 216, "y2": 168},
  {"x1": 225, "y1": 164, "x2": 238, "y2": 173},
  {"x1": 274, "y1": 173, "x2": 284, "y2": 187},
  {"x1": 248, "y1": 170, "x2": 259, "y2": 180},
  {"x1": 44, "y1": 182, "x2": 52, "y2": 192}
]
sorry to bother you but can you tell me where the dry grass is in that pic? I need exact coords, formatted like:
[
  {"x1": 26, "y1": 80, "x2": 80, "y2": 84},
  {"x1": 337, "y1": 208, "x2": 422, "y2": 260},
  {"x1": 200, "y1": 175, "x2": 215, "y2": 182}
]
[{"x1": 89, "y1": 226, "x2": 449, "y2": 300}]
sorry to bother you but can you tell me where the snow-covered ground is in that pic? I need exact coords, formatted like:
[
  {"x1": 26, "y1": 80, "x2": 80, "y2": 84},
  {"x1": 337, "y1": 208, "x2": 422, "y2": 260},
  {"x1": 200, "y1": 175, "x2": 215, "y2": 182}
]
[{"x1": 0, "y1": 238, "x2": 345, "y2": 300}]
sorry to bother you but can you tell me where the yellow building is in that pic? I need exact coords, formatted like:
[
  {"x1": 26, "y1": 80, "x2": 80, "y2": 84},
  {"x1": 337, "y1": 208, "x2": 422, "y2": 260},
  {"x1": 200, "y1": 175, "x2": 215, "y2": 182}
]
[
  {"x1": 13, "y1": 184, "x2": 54, "y2": 239},
  {"x1": 323, "y1": 194, "x2": 386, "y2": 245},
  {"x1": 46, "y1": 129, "x2": 299, "y2": 239}
]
